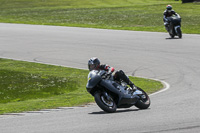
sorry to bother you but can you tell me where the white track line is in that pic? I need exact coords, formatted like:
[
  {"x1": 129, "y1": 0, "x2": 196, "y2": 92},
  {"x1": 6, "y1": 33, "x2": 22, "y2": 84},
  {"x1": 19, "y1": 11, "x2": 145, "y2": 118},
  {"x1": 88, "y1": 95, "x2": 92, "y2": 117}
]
[
  {"x1": 134, "y1": 76, "x2": 170, "y2": 96},
  {"x1": 149, "y1": 79, "x2": 170, "y2": 96}
]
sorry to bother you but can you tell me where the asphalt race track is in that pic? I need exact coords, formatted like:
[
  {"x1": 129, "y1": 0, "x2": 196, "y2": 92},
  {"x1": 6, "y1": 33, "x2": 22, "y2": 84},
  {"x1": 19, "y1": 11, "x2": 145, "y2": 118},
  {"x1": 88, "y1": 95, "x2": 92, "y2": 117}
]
[{"x1": 0, "y1": 23, "x2": 200, "y2": 133}]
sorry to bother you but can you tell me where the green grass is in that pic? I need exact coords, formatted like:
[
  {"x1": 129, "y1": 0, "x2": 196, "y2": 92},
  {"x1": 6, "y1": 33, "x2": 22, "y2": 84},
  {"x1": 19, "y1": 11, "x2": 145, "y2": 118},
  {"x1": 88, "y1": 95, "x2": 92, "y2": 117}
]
[
  {"x1": 0, "y1": 58, "x2": 163, "y2": 114},
  {"x1": 0, "y1": 0, "x2": 200, "y2": 34}
]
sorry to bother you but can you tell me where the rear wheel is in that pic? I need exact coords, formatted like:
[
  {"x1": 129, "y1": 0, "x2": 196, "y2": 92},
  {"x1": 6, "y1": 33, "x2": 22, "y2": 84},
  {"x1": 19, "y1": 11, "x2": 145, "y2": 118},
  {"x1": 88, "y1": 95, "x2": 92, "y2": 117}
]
[
  {"x1": 135, "y1": 87, "x2": 151, "y2": 109},
  {"x1": 94, "y1": 92, "x2": 117, "y2": 113}
]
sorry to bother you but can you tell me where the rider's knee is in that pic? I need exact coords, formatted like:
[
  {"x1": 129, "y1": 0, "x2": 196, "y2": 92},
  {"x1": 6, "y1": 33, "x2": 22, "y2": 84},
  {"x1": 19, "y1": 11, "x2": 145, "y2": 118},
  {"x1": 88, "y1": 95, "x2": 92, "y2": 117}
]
[{"x1": 114, "y1": 70, "x2": 127, "y2": 81}]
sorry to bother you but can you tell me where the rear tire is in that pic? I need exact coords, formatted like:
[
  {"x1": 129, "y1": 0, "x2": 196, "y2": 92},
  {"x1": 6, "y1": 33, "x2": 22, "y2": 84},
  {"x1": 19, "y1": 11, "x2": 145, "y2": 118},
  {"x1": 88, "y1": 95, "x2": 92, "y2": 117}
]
[
  {"x1": 135, "y1": 87, "x2": 151, "y2": 109},
  {"x1": 94, "y1": 92, "x2": 117, "y2": 113}
]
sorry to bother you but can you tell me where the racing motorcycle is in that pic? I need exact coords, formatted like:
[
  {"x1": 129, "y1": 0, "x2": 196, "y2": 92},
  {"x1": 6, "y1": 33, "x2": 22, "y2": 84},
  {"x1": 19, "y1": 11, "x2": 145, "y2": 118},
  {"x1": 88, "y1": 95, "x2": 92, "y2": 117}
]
[
  {"x1": 86, "y1": 70, "x2": 150, "y2": 113},
  {"x1": 166, "y1": 15, "x2": 182, "y2": 38}
]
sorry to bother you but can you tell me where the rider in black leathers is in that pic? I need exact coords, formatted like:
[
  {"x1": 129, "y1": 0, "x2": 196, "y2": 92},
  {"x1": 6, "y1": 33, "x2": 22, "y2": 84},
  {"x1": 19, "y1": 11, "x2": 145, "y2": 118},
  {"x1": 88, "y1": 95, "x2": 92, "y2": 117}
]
[
  {"x1": 88, "y1": 57, "x2": 136, "y2": 91},
  {"x1": 163, "y1": 5, "x2": 180, "y2": 32}
]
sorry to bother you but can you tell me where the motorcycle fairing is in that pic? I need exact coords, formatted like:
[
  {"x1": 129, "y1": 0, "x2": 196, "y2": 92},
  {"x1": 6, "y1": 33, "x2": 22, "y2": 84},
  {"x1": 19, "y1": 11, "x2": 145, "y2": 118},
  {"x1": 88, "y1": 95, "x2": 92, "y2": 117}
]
[
  {"x1": 100, "y1": 80, "x2": 139, "y2": 107},
  {"x1": 86, "y1": 70, "x2": 102, "y2": 92}
]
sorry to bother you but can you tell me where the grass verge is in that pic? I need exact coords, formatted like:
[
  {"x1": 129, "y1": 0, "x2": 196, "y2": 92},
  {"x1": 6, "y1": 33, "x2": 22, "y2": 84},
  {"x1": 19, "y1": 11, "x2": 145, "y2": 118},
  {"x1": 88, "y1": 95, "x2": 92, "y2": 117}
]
[
  {"x1": 0, "y1": 58, "x2": 163, "y2": 114},
  {"x1": 0, "y1": 0, "x2": 200, "y2": 34}
]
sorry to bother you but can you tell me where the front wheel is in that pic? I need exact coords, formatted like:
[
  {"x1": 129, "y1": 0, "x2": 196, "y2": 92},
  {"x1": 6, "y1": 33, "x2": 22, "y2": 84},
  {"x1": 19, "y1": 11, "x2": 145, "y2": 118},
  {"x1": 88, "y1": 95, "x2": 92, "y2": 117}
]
[
  {"x1": 94, "y1": 92, "x2": 117, "y2": 113},
  {"x1": 177, "y1": 27, "x2": 182, "y2": 38},
  {"x1": 135, "y1": 87, "x2": 151, "y2": 109},
  {"x1": 169, "y1": 33, "x2": 174, "y2": 38}
]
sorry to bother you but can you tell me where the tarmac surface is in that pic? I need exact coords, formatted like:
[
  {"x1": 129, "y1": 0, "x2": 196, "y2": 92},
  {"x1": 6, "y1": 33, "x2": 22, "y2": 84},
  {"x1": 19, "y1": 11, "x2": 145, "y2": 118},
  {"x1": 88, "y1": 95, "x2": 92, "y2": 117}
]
[{"x1": 0, "y1": 23, "x2": 200, "y2": 133}]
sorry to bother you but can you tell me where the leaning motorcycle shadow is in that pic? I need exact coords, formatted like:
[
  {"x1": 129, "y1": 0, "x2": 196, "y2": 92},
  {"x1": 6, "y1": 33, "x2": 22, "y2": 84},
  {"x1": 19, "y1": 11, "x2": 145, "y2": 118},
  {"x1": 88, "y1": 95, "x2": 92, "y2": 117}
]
[
  {"x1": 165, "y1": 37, "x2": 181, "y2": 39},
  {"x1": 88, "y1": 108, "x2": 150, "y2": 115}
]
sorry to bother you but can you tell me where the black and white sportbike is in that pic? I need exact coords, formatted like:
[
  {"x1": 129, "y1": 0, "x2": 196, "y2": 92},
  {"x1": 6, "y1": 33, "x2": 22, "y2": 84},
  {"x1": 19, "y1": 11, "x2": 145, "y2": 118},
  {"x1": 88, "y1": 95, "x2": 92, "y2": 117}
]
[
  {"x1": 166, "y1": 15, "x2": 182, "y2": 38},
  {"x1": 86, "y1": 70, "x2": 150, "y2": 113}
]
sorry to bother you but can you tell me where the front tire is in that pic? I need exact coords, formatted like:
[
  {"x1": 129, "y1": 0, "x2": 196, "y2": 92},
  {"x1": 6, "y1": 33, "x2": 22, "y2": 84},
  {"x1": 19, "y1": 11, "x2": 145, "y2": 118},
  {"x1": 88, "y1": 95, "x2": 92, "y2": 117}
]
[
  {"x1": 135, "y1": 87, "x2": 151, "y2": 109},
  {"x1": 169, "y1": 33, "x2": 174, "y2": 38},
  {"x1": 177, "y1": 27, "x2": 182, "y2": 38},
  {"x1": 94, "y1": 92, "x2": 117, "y2": 113}
]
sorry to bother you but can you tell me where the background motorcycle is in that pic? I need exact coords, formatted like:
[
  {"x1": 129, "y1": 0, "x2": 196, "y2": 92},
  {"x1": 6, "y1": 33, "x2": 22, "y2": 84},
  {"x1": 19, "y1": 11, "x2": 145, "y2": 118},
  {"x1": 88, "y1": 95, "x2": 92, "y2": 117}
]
[
  {"x1": 166, "y1": 16, "x2": 182, "y2": 38},
  {"x1": 86, "y1": 70, "x2": 150, "y2": 113}
]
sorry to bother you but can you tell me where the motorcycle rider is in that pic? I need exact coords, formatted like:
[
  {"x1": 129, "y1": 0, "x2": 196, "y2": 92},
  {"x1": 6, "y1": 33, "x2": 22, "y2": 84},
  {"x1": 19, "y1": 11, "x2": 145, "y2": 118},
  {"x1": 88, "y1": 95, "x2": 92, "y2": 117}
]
[
  {"x1": 163, "y1": 5, "x2": 180, "y2": 32},
  {"x1": 88, "y1": 57, "x2": 136, "y2": 91}
]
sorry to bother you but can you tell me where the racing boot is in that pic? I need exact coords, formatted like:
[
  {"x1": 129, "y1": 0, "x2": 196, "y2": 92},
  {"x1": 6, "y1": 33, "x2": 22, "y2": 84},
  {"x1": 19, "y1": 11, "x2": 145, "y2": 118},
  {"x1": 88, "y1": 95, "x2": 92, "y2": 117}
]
[
  {"x1": 115, "y1": 70, "x2": 136, "y2": 91},
  {"x1": 127, "y1": 79, "x2": 136, "y2": 92}
]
